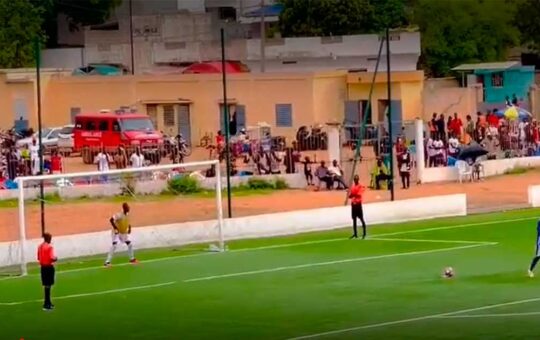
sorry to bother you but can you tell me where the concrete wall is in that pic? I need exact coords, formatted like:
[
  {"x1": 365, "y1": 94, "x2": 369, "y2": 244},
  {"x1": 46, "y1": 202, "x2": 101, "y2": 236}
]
[
  {"x1": 422, "y1": 78, "x2": 482, "y2": 120},
  {"x1": 0, "y1": 71, "x2": 346, "y2": 142},
  {"x1": 0, "y1": 193, "x2": 466, "y2": 267},
  {"x1": 0, "y1": 173, "x2": 306, "y2": 201},
  {"x1": 421, "y1": 156, "x2": 540, "y2": 183}
]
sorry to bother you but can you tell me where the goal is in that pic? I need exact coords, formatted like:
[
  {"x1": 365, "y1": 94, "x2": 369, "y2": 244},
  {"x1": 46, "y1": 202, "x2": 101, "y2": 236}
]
[{"x1": 2, "y1": 159, "x2": 224, "y2": 277}]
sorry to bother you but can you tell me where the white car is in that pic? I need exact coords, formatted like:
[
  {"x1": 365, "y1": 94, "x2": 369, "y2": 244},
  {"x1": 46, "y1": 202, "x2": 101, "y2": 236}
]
[
  {"x1": 16, "y1": 127, "x2": 64, "y2": 150},
  {"x1": 57, "y1": 125, "x2": 75, "y2": 155}
]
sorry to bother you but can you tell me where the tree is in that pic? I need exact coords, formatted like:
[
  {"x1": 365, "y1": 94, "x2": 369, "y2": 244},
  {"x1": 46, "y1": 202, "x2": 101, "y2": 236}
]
[
  {"x1": 517, "y1": 0, "x2": 540, "y2": 53},
  {"x1": 414, "y1": 0, "x2": 520, "y2": 77},
  {"x1": 0, "y1": 0, "x2": 45, "y2": 68},
  {"x1": 278, "y1": 0, "x2": 408, "y2": 37}
]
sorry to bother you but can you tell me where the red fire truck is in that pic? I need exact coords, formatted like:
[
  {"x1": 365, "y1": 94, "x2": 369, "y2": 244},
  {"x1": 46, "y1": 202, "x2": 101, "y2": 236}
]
[{"x1": 74, "y1": 110, "x2": 164, "y2": 164}]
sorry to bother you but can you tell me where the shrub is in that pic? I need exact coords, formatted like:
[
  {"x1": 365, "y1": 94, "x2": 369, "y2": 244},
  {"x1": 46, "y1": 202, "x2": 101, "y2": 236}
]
[
  {"x1": 246, "y1": 177, "x2": 275, "y2": 190},
  {"x1": 167, "y1": 175, "x2": 201, "y2": 194},
  {"x1": 120, "y1": 173, "x2": 136, "y2": 196},
  {"x1": 274, "y1": 177, "x2": 289, "y2": 190}
]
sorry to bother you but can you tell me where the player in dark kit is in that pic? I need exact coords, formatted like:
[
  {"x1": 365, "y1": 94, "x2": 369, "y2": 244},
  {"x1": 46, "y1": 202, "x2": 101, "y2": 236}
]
[
  {"x1": 37, "y1": 233, "x2": 57, "y2": 310},
  {"x1": 349, "y1": 175, "x2": 367, "y2": 239},
  {"x1": 528, "y1": 222, "x2": 540, "y2": 278}
]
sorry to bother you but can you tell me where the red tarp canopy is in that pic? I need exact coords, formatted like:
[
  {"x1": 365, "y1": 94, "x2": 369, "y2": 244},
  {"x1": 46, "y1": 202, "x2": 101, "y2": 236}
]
[{"x1": 182, "y1": 61, "x2": 249, "y2": 74}]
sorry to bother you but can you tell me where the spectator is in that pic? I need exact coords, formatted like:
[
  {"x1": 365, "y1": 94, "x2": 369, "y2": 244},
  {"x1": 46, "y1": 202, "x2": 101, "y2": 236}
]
[
  {"x1": 483, "y1": 133, "x2": 499, "y2": 160},
  {"x1": 50, "y1": 151, "x2": 62, "y2": 174},
  {"x1": 450, "y1": 112, "x2": 463, "y2": 138},
  {"x1": 395, "y1": 136, "x2": 406, "y2": 157},
  {"x1": 7, "y1": 147, "x2": 18, "y2": 180},
  {"x1": 95, "y1": 148, "x2": 111, "y2": 172},
  {"x1": 373, "y1": 158, "x2": 391, "y2": 190},
  {"x1": 433, "y1": 136, "x2": 445, "y2": 166},
  {"x1": 448, "y1": 134, "x2": 460, "y2": 159},
  {"x1": 302, "y1": 156, "x2": 314, "y2": 186},
  {"x1": 328, "y1": 159, "x2": 347, "y2": 190},
  {"x1": 437, "y1": 114, "x2": 446, "y2": 141},
  {"x1": 20, "y1": 144, "x2": 31, "y2": 176},
  {"x1": 130, "y1": 147, "x2": 145, "y2": 168},
  {"x1": 464, "y1": 115, "x2": 474, "y2": 144},
  {"x1": 429, "y1": 113, "x2": 438, "y2": 139},
  {"x1": 115, "y1": 145, "x2": 128, "y2": 169},
  {"x1": 30, "y1": 138, "x2": 40, "y2": 175},
  {"x1": 398, "y1": 150, "x2": 411, "y2": 189},
  {"x1": 314, "y1": 161, "x2": 332, "y2": 190}
]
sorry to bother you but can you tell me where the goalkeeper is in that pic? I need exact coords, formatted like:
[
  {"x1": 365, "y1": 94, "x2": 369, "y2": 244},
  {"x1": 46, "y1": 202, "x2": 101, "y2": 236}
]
[{"x1": 105, "y1": 202, "x2": 138, "y2": 267}]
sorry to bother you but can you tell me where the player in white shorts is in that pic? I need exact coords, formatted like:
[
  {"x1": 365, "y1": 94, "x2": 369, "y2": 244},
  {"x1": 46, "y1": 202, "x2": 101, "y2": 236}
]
[{"x1": 104, "y1": 202, "x2": 138, "y2": 267}]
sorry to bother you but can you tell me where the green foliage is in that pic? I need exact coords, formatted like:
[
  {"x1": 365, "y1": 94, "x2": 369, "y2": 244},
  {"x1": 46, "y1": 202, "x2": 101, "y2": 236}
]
[
  {"x1": 274, "y1": 177, "x2": 289, "y2": 190},
  {"x1": 167, "y1": 175, "x2": 201, "y2": 194},
  {"x1": 414, "y1": 0, "x2": 520, "y2": 77},
  {"x1": 278, "y1": 0, "x2": 409, "y2": 37},
  {"x1": 517, "y1": 0, "x2": 540, "y2": 53},
  {"x1": 246, "y1": 177, "x2": 275, "y2": 190},
  {"x1": 0, "y1": 0, "x2": 45, "y2": 68}
]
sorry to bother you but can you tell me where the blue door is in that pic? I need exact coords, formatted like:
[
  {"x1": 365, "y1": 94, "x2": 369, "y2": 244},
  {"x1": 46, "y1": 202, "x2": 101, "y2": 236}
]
[{"x1": 177, "y1": 104, "x2": 191, "y2": 146}]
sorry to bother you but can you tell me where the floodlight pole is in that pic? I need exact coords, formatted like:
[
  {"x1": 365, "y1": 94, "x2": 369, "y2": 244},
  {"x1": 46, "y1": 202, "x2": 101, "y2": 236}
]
[
  {"x1": 221, "y1": 28, "x2": 233, "y2": 218},
  {"x1": 34, "y1": 37, "x2": 45, "y2": 234},
  {"x1": 386, "y1": 27, "x2": 395, "y2": 201}
]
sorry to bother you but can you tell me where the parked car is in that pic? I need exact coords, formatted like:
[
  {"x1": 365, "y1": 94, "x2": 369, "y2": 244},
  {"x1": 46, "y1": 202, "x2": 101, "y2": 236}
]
[
  {"x1": 57, "y1": 124, "x2": 75, "y2": 156},
  {"x1": 16, "y1": 127, "x2": 63, "y2": 150}
]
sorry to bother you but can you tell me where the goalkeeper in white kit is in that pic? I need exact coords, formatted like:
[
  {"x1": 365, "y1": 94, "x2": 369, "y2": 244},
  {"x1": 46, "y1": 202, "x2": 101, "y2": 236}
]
[{"x1": 104, "y1": 202, "x2": 138, "y2": 267}]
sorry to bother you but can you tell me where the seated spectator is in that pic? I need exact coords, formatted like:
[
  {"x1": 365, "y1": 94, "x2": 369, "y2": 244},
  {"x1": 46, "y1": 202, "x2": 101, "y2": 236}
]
[
  {"x1": 483, "y1": 133, "x2": 499, "y2": 160},
  {"x1": 314, "y1": 161, "x2": 332, "y2": 190},
  {"x1": 372, "y1": 159, "x2": 391, "y2": 190},
  {"x1": 328, "y1": 159, "x2": 347, "y2": 190}
]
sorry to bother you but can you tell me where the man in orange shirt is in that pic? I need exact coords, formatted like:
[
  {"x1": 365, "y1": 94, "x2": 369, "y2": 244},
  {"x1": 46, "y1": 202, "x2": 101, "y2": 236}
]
[
  {"x1": 349, "y1": 175, "x2": 367, "y2": 239},
  {"x1": 38, "y1": 232, "x2": 57, "y2": 311}
]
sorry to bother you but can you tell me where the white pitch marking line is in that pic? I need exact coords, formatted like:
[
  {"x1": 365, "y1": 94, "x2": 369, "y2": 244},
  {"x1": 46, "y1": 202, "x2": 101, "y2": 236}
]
[
  {"x1": 0, "y1": 281, "x2": 176, "y2": 306},
  {"x1": 368, "y1": 237, "x2": 498, "y2": 245},
  {"x1": 183, "y1": 243, "x2": 493, "y2": 283},
  {"x1": 289, "y1": 297, "x2": 540, "y2": 339},
  {"x1": 436, "y1": 311, "x2": 540, "y2": 319},
  {"x1": 0, "y1": 215, "x2": 527, "y2": 281},
  {"x1": 372, "y1": 216, "x2": 537, "y2": 238}
]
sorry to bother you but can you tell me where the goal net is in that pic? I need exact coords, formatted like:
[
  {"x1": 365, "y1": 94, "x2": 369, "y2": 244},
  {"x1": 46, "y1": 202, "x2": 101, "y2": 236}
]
[{"x1": 1, "y1": 159, "x2": 224, "y2": 277}]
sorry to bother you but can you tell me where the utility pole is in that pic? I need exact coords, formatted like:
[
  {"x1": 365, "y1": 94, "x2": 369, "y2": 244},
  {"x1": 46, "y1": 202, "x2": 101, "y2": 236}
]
[
  {"x1": 386, "y1": 28, "x2": 395, "y2": 201},
  {"x1": 260, "y1": 0, "x2": 266, "y2": 73},
  {"x1": 129, "y1": 0, "x2": 135, "y2": 75},
  {"x1": 220, "y1": 28, "x2": 233, "y2": 218},
  {"x1": 34, "y1": 38, "x2": 45, "y2": 234}
]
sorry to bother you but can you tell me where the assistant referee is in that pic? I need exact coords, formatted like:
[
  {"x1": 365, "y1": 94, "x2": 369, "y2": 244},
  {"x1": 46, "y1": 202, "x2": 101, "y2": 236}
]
[{"x1": 37, "y1": 232, "x2": 57, "y2": 311}]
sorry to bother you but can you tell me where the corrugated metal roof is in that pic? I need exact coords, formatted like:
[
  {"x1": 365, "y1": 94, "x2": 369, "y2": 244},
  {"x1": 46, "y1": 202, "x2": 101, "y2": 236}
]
[{"x1": 452, "y1": 61, "x2": 519, "y2": 71}]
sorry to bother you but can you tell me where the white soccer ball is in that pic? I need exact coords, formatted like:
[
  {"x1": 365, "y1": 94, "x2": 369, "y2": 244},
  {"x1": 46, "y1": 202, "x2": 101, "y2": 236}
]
[{"x1": 443, "y1": 266, "x2": 454, "y2": 278}]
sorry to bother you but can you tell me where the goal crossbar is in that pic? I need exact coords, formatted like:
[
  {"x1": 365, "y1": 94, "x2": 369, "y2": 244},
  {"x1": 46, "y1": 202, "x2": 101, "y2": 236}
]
[{"x1": 14, "y1": 159, "x2": 224, "y2": 276}]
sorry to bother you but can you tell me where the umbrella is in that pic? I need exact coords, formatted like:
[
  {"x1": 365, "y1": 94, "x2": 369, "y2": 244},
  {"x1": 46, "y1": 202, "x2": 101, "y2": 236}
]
[
  {"x1": 504, "y1": 106, "x2": 519, "y2": 120},
  {"x1": 457, "y1": 144, "x2": 488, "y2": 161},
  {"x1": 518, "y1": 107, "x2": 532, "y2": 120}
]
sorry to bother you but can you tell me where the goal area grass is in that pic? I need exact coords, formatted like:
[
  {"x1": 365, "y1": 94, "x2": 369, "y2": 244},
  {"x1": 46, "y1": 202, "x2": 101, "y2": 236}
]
[{"x1": 2, "y1": 209, "x2": 540, "y2": 339}]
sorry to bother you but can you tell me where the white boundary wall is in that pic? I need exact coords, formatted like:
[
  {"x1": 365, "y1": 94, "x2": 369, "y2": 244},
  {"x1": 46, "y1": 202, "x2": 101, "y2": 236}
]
[
  {"x1": 421, "y1": 156, "x2": 540, "y2": 183},
  {"x1": 0, "y1": 194, "x2": 466, "y2": 267},
  {"x1": 528, "y1": 185, "x2": 540, "y2": 207},
  {"x1": 0, "y1": 173, "x2": 306, "y2": 201}
]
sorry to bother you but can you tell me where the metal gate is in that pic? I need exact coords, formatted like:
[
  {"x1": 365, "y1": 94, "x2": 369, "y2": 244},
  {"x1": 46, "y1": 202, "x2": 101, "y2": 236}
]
[{"x1": 178, "y1": 104, "x2": 191, "y2": 146}]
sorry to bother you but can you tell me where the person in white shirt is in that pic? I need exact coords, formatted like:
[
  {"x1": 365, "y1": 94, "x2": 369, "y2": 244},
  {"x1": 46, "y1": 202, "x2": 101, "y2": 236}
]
[
  {"x1": 130, "y1": 148, "x2": 145, "y2": 168},
  {"x1": 328, "y1": 159, "x2": 347, "y2": 189},
  {"x1": 426, "y1": 137, "x2": 436, "y2": 167},
  {"x1": 448, "y1": 134, "x2": 460, "y2": 158},
  {"x1": 95, "y1": 148, "x2": 111, "y2": 172},
  {"x1": 29, "y1": 139, "x2": 41, "y2": 175}
]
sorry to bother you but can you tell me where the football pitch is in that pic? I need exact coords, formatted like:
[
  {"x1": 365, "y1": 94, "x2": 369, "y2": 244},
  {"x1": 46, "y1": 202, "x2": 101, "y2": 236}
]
[{"x1": 3, "y1": 209, "x2": 540, "y2": 339}]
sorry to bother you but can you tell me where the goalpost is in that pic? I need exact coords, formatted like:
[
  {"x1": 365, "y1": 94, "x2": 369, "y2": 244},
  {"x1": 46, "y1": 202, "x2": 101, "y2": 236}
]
[{"x1": 5, "y1": 159, "x2": 224, "y2": 277}]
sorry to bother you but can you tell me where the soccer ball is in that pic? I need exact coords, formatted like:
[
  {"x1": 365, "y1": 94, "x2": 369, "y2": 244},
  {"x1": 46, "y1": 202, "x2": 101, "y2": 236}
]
[{"x1": 443, "y1": 267, "x2": 454, "y2": 278}]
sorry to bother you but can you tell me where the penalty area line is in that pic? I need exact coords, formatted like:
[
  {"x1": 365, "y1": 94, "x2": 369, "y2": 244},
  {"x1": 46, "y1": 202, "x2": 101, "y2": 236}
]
[
  {"x1": 289, "y1": 297, "x2": 540, "y2": 339},
  {"x1": 435, "y1": 311, "x2": 540, "y2": 319},
  {"x1": 0, "y1": 281, "x2": 176, "y2": 306},
  {"x1": 183, "y1": 243, "x2": 493, "y2": 283}
]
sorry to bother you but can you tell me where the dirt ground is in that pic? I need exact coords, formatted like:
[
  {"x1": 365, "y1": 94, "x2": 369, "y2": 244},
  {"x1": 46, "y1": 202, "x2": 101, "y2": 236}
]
[{"x1": 1, "y1": 170, "x2": 538, "y2": 242}]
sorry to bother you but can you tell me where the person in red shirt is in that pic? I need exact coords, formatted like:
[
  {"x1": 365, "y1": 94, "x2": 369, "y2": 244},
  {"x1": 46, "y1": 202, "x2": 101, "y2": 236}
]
[
  {"x1": 37, "y1": 232, "x2": 57, "y2": 311},
  {"x1": 451, "y1": 112, "x2": 463, "y2": 138},
  {"x1": 349, "y1": 175, "x2": 367, "y2": 239}
]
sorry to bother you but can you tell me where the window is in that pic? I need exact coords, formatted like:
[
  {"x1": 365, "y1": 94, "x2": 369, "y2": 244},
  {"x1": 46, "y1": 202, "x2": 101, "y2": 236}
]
[
  {"x1": 120, "y1": 118, "x2": 154, "y2": 131},
  {"x1": 163, "y1": 105, "x2": 175, "y2": 127},
  {"x1": 275, "y1": 104, "x2": 293, "y2": 127},
  {"x1": 98, "y1": 120, "x2": 109, "y2": 131},
  {"x1": 491, "y1": 72, "x2": 504, "y2": 87},
  {"x1": 85, "y1": 121, "x2": 96, "y2": 131},
  {"x1": 113, "y1": 120, "x2": 121, "y2": 132},
  {"x1": 146, "y1": 104, "x2": 158, "y2": 128}
]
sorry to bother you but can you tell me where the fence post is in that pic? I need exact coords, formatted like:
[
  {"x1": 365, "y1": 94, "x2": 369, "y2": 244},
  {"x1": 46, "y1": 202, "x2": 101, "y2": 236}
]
[
  {"x1": 415, "y1": 118, "x2": 425, "y2": 184},
  {"x1": 326, "y1": 122, "x2": 341, "y2": 164}
]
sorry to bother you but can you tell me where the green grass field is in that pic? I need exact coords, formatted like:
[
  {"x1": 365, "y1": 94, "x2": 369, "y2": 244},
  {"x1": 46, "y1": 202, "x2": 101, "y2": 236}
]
[{"x1": 3, "y1": 209, "x2": 540, "y2": 339}]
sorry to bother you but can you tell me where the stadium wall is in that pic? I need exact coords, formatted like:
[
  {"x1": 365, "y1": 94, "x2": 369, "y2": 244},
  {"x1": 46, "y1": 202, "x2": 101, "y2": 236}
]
[
  {"x1": 0, "y1": 173, "x2": 306, "y2": 201},
  {"x1": 421, "y1": 156, "x2": 540, "y2": 183},
  {"x1": 0, "y1": 194, "x2": 467, "y2": 267}
]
